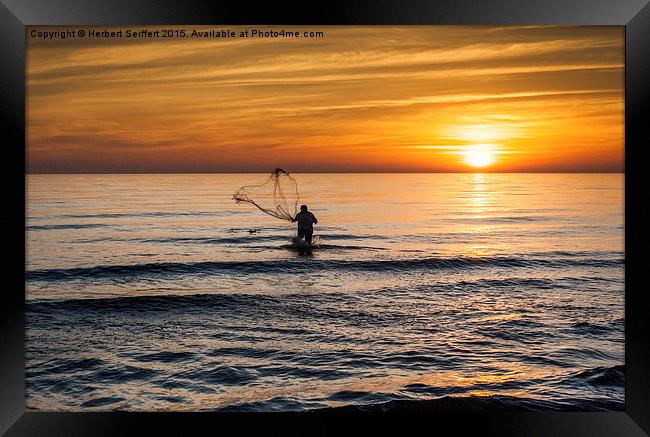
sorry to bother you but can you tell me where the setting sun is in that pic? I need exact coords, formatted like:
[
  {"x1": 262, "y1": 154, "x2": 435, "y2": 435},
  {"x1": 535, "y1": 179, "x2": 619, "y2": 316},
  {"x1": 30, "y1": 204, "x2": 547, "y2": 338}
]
[{"x1": 464, "y1": 145, "x2": 497, "y2": 168}]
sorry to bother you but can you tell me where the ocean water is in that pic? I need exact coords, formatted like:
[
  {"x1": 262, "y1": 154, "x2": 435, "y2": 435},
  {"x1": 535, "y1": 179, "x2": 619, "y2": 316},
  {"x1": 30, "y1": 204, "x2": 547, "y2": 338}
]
[{"x1": 25, "y1": 173, "x2": 625, "y2": 411}]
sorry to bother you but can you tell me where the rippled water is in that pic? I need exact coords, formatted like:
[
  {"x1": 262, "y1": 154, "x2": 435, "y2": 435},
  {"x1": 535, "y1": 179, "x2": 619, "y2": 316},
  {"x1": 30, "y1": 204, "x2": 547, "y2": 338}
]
[{"x1": 26, "y1": 173, "x2": 624, "y2": 411}]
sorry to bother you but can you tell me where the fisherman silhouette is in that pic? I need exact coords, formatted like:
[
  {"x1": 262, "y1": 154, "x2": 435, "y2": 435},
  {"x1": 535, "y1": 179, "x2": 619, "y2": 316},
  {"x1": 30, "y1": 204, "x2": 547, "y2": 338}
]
[{"x1": 292, "y1": 204, "x2": 318, "y2": 253}]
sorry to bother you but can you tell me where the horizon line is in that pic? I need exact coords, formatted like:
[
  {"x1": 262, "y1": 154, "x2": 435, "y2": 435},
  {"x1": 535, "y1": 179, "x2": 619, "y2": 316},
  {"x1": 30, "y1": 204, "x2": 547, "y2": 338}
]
[{"x1": 25, "y1": 171, "x2": 625, "y2": 175}]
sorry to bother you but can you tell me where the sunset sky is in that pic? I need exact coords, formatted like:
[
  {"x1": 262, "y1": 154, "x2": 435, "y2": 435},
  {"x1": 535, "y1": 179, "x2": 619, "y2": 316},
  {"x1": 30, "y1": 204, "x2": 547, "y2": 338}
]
[{"x1": 27, "y1": 26, "x2": 624, "y2": 173}]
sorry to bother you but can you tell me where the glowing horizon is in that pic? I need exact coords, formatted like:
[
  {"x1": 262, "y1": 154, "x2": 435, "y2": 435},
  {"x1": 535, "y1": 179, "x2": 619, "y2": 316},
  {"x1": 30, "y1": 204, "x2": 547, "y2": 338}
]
[{"x1": 27, "y1": 25, "x2": 624, "y2": 173}]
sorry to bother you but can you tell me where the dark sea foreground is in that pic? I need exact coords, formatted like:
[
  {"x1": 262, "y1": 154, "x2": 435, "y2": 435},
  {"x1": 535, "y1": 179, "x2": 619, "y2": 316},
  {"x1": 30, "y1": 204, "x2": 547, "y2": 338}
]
[{"x1": 26, "y1": 174, "x2": 624, "y2": 411}]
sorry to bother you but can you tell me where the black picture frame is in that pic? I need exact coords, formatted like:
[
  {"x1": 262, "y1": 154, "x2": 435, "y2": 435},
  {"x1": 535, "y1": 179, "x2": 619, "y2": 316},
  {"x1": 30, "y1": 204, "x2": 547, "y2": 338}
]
[{"x1": 2, "y1": 1, "x2": 649, "y2": 435}]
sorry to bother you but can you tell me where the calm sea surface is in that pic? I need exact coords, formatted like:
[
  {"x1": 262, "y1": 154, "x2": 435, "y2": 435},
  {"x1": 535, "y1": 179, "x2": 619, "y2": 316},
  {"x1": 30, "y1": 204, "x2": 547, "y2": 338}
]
[{"x1": 26, "y1": 173, "x2": 624, "y2": 411}]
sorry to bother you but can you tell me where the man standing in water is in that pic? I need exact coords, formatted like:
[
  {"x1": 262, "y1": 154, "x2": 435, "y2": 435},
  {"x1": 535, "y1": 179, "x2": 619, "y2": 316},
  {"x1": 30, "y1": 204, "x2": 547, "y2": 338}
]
[{"x1": 292, "y1": 204, "x2": 318, "y2": 252}]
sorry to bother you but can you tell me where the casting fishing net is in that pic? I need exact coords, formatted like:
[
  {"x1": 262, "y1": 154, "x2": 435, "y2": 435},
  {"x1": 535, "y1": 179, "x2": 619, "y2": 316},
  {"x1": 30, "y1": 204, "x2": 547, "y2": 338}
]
[{"x1": 233, "y1": 168, "x2": 300, "y2": 221}]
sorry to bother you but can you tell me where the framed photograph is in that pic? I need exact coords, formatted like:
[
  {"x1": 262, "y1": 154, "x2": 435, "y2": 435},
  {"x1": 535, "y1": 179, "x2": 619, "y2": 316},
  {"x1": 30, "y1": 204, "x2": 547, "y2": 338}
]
[{"x1": 2, "y1": 0, "x2": 649, "y2": 435}]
